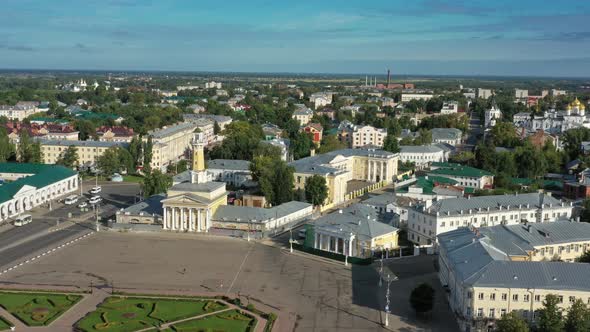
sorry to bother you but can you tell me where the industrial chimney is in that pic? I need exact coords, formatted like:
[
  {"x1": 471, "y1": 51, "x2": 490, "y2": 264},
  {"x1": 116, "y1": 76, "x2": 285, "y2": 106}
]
[{"x1": 387, "y1": 69, "x2": 391, "y2": 87}]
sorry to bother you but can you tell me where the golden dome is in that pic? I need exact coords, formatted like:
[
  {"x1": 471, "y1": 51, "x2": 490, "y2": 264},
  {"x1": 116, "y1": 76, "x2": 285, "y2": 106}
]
[
  {"x1": 573, "y1": 98, "x2": 582, "y2": 106},
  {"x1": 567, "y1": 104, "x2": 572, "y2": 110}
]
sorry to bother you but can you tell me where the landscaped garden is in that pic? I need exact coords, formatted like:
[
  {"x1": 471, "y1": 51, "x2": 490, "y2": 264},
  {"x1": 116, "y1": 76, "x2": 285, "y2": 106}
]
[
  {"x1": 163, "y1": 309, "x2": 256, "y2": 332},
  {"x1": 0, "y1": 316, "x2": 13, "y2": 331},
  {"x1": 76, "y1": 297, "x2": 228, "y2": 332},
  {"x1": 0, "y1": 291, "x2": 82, "y2": 326}
]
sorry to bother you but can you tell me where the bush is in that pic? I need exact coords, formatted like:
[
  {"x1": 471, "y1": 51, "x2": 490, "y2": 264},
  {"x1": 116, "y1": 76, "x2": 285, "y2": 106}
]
[
  {"x1": 246, "y1": 304, "x2": 255, "y2": 311},
  {"x1": 409, "y1": 283, "x2": 435, "y2": 314}
]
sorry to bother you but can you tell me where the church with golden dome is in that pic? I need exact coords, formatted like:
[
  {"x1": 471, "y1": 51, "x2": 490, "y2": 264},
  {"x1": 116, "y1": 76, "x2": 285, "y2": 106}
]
[{"x1": 513, "y1": 97, "x2": 590, "y2": 135}]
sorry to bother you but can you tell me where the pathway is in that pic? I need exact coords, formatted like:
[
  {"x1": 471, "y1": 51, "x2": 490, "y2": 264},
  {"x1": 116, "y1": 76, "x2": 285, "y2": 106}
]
[{"x1": 46, "y1": 288, "x2": 110, "y2": 331}]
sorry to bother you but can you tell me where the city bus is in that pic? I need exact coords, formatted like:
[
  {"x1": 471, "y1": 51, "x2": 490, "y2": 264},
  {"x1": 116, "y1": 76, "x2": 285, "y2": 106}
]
[{"x1": 13, "y1": 215, "x2": 32, "y2": 227}]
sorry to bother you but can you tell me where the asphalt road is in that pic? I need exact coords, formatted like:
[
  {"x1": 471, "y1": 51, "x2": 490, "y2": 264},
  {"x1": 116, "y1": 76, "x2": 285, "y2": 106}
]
[
  {"x1": 0, "y1": 218, "x2": 56, "y2": 251},
  {"x1": 0, "y1": 222, "x2": 92, "y2": 269}
]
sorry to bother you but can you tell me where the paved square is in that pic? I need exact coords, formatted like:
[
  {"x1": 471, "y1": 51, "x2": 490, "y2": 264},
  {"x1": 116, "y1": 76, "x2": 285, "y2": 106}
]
[{"x1": 0, "y1": 232, "x2": 458, "y2": 331}]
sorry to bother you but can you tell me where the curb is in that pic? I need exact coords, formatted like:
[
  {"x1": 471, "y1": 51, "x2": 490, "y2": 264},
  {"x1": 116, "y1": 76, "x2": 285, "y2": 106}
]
[{"x1": 0, "y1": 231, "x2": 95, "y2": 276}]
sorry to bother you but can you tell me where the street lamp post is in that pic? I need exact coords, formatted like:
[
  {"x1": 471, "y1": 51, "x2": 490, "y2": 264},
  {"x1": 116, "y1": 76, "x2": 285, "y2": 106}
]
[
  {"x1": 385, "y1": 273, "x2": 392, "y2": 327},
  {"x1": 289, "y1": 228, "x2": 293, "y2": 253},
  {"x1": 379, "y1": 247, "x2": 384, "y2": 287}
]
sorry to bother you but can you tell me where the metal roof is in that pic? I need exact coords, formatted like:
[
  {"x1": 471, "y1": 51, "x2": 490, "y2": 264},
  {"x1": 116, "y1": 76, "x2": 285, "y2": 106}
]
[
  {"x1": 120, "y1": 193, "x2": 165, "y2": 216},
  {"x1": 169, "y1": 181, "x2": 225, "y2": 193},
  {"x1": 289, "y1": 147, "x2": 397, "y2": 175},
  {"x1": 39, "y1": 139, "x2": 128, "y2": 148},
  {"x1": 431, "y1": 128, "x2": 462, "y2": 140},
  {"x1": 314, "y1": 204, "x2": 399, "y2": 241},
  {"x1": 208, "y1": 159, "x2": 251, "y2": 171},
  {"x1": 0, "y1": 163, "x2": 77, "y2": 204},
  {"x1": 213, "y1": 201, "x2": 311, "y2": 223},
  {"x1": 400, "y1": 145, "x2": 444, "y2": 153}
]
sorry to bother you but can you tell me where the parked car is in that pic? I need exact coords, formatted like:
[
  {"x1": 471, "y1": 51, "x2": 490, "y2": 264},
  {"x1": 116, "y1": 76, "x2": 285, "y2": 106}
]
[
  {"x1": 90, "y1": 186, "x2": 102, "y2": 194},
  {"x1": 89, "y1": 196, "x2": 102, "y2": 205},
  {"x1": 78, "y1": 201, "x2": 88, "y2": 208},
  {"x1": 64, "y1": 195, "x2": 78, "y2": 205}
]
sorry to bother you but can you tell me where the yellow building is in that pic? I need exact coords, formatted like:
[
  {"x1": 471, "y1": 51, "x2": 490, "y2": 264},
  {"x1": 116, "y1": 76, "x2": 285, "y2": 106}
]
[
  {"x1": 311, "y1": 204, "x2": 399, "y2": 258},
  {"x1": 161, "y1": 133, "x2": 226, "y2": 232},
  {"x1": 290, "y1": 148, "x2": 399, "y2": 209},
  {"x1": 438, "y1": 223, "x2": 590, "y2": 331},
  {"x1": 40, "y1": 140, "x2": 128, "y2": 167}
]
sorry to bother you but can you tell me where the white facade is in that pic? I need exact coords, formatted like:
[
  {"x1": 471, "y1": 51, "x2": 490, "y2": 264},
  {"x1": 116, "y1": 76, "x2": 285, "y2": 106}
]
[
  {"x1": 478, "y1": 88, "x2": 493, "y2": 99},
  {"x1": 407, "y1": 193, "x2": 573, "y2": 246},
  {"x1": 0, "y1": 105, "x2": 41, "y2": 121},
  {"x1": 515, "y1": 89, "x2": 528, "y2": 100},
  {"x1": 484, "y1": 105, "x2": 502, "y2": 128},
  {"x1": 205, "y1": 81, "x2": 222, "y2": 89},
  {"x1": 439, "y1": 102, "x2": 458, "y2": 114},
  {"x1": 351, "y1": 125, "x2": 387, "y2": 148},
  {"x1": 401, "y1": 94, "x2": 434, "y2": 102},
  {"x1": 399, "y1": 146, "x2": 447, "y2": 169},
  {"x1": 513, "y1": 99, "x2": 588, "y2": 134}
]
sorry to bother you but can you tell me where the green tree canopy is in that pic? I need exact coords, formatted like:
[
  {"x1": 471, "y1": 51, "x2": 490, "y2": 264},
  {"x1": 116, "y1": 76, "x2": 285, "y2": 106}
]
[
  {"x1": 383, "y1": 131, "x2": 400, "y2": 153},
  {"x1": 0, "y1": 127, "x2": 15, "y2": 162},
  {"x1": 250, "y1": 155, "x2": 294, "y2": 206},
  {"x1": 539, "y1": 294, "x2": 565, "y2": 332},
  {"x1": 495, "y1": 312, "x2": 530, "y2": 332},
  {"x1": 142, "y1": 170, "x2": 172, "y2": 197},
  {"x1": 304, "y1": 175, "x2": 328, "y2": 206},
  {"x1": 97, "y1": 147, "x2": 121, "y2": 176},
  {"x1": 317, "y1": 135, "x2": 346, "y2": 154},
  {"x1": 56, "y1": 146, "x2": 78, "y2": 168},
  {"x1": 565, "y1": 298, "x2": 590, "y2": 332},
  {"x1": 409, "y1": 283, "x2": 435, "y2": 314}
]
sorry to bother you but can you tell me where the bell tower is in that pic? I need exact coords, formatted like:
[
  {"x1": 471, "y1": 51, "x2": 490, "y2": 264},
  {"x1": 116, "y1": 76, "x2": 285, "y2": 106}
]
[{"x1": 191, "y1": 132, "x2": 208, "y2": 184}]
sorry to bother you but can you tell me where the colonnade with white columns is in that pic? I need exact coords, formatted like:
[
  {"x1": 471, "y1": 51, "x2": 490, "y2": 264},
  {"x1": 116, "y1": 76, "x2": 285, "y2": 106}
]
[
  {"x1": 314, "y1": 232, "x2": 356, "y2": 257},
  {"x1": 162, "y1": 206, "x2": 210, "y2": 232},
  {"x1": 367, "y1": 159, "x2": 389, "y2": 183}
]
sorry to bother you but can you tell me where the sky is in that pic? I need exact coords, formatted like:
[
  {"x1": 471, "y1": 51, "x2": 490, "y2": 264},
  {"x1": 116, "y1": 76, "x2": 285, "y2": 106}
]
[{"x1": 2, "y1": 0, "x2": 590, "y2": 77}]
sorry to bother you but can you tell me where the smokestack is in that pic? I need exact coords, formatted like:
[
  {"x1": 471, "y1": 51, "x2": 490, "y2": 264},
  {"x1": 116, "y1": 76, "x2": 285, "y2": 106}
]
[
  {"x1": 365, "y1": 75, "x2": 368, "y2": 86},
  {"x1": 387, "y1": 69, "x2": 391, "y2": 87}
]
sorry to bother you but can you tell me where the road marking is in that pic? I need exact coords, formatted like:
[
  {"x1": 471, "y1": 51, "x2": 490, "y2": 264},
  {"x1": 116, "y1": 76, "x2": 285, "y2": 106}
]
[{"x1": 0, "y1": 231, "x2": 95, "y2": 277}]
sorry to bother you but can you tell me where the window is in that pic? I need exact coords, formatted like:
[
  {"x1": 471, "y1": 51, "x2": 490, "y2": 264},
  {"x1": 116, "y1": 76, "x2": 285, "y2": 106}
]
[
  {"x1": 467, "y1": 292, "x2": 472, "y2": 299},
  {"x1": 501, "y1": 309, "x2": 507, "y2": 317},
  {"x1": 466, "y1": 307, "x2": 471, "y2": 316},
  {"x1": 570, "y1": 296, "x2": 576, "y2": 304},
  {"x1": 489, "y1": 308, "x2": 495, "y2": 318},
  {"x1": 558, "y1": 296, "x2": 563, "y2": 303},
  {"x1": 524, "y1": 294, "x2": 530, "y2": 302},
  {"x1": 441, "y1": 222, "x2": 445, "y2": 227},
  {"x1": 477, "y1": 308, "x2": 483, "y2": 317},
  {"x1": 478, "y1": 293, "x2": 484, "y2": 300},
  {"x1": 502, "y1": 293, "x2": 508, "y2": 301},
  {"x1": 490, "y1": 293, "x2": 496, "y2": 301},
  {"x1": 535, "y1": 295, "x2": 541, "y2": 302},
  {"x1": 513, "y1": 294, "x2": 519, "y2": 302}
]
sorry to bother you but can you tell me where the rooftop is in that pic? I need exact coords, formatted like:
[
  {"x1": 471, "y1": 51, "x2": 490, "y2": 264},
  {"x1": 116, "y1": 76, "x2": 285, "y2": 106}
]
[
  {"x1": 431, "y1": 128, "x2": 462, "y2": 140},
  {"x1": 400, "y1": 145, "x2": 444, "y2": 154},
  {"x1": 314, "y1": 204, "x2": 399, "y2": 241},
  {"x1": 0, "y1": 163, "x2": 77, "y2": 204},
  {"x1": 39, "y1": 139, "x2": 128, "y2": 148},
  {"x1": 290, "y1": 147, "x2": 397, "y2": 175},
  {"x1": 208, "y1": 159, "x2": 250, "y2": 171},
  {"x1": 148, "y1": 122, "x2": 197, "y2": 139},
  {"x1": 213, "y1": 201, "x2": 312, "y2": 224},
  {"x1": 120, "y1": 193, "x2": 166, "y2": 217},
  {"x1": 428, "y1": 163, "x2": 493, "y2": 178}
]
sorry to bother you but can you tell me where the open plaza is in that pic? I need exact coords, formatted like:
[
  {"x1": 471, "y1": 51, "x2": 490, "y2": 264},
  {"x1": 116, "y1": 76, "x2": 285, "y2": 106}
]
[{"x1": 0, "y1": 231, "x2": 459, "y2": 332}]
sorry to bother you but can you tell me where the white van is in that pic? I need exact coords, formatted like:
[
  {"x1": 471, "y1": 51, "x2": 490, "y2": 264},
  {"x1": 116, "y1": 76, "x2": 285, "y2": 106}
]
[
  {"x1": 13, "y1": 215, "x2": 32, "y2": 227},
  {"x1": 64, "y1": 195, "x2": 78, "y2": 205}
]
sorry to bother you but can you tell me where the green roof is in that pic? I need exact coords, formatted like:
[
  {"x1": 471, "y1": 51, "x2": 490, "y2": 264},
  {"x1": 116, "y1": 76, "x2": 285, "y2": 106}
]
[
  {"x1": 398, "y1": 175, "x2": 457, "y2": 194},
  {"x1": 0, "y1": 163, "x2": 77, "y2": 204},
  {"x1": 75, "y1": 112, "x2": 121, "y2": 121},
  {"x1": 429, "y1": 163, "x2": 493, "y2": 178},
  {"x1": 510, "y1": 178, "x2": 563, "y2": 190},
  {"x1": 30, "y1": 117, "x2": 70, "y2": 124}
]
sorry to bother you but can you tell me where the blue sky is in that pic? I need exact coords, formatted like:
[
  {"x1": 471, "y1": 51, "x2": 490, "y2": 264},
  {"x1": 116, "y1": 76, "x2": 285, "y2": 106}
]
[{"x1": 2, "y1": 0, "x2": 590, "y2": 76}]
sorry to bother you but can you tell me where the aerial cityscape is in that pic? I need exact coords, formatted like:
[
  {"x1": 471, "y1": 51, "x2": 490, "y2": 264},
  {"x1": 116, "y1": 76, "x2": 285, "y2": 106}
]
[{"x1": 1, "y1": 1, "x2": 590, "y2": 332}]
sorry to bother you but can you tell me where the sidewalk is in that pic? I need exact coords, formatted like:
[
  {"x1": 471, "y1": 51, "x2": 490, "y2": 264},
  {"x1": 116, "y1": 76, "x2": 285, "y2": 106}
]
[{"x1": 46, "y1": 288, "x2": 109, "y2": 331}]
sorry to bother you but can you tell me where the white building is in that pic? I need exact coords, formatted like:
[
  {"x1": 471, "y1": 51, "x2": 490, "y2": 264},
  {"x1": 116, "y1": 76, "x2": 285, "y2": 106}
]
[
  {"x1": 431, "y1": 128, "x2": 462, "y2": 146},
  {"x1": 399, "y1": 145, "x2": 447, "y2": 169},
  {"x1": 310, "y1": 93, "x2": 332, "y2": 109},
  {"x1": 401, "y1": 93, "x2": 434, "y2": 102},
  {"x1": 440, "y1": 102, "x2": 458, "y2": 114},
  {"x1": 205, "y1": 81, "x2": 222, "y2": 89},
  {"x1": 292, "y1": 105, "x2": 314, "y2": 125},
  {"x1": 351, "y1": 125, "x2": 387, "y2": 148},
  {"x1": 551, "y1": 89, "x2": 567, "y2": 96},
  {"x1": 478, "y1": 88, "x2": 493, "y2": 99},
  {"x1": 427, "y1": 162, "x2": 494, "y2": 189},
  {"x1": 407, "y1": 192, "x2": 573, "y2": 246},
  {"x1": 0, "y1": 163, "x2": 79, "y2": 222},
  {"x1": 513, "y1": 99, "x2": 588, "y2": 134},
  {"x1": 484, "y1": 105, "x2": 502, "y2": 128},
  {"x1": 207, "y1": 159, "x2": 253, "y2": 188},
  {"x1": 515, "y1": 89, "x2": 528, "y2": 100},
  {"x1": 0, "y1": 104, "x2": 42, "y2": 121}
]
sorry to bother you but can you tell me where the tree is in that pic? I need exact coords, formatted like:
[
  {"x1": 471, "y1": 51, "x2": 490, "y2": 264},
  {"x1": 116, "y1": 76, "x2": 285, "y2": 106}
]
[
  {"x1": 495, "y1": 312, "x2": 530, "y2": 332},
  {"x1": 581, "y1": 199, "x2": 590, "y2": 223},
  {"x1": 449, "y1": 151, "x2": 475, "y2": 165},
  {"x1": 213, "y1": 121, "x2": 221, "y2": 135},
  {"x1": 409, "y1": 283, "x2": 435, "y2": 314},
  {"x1": 383, "y1": 132, "x2": 400, "y2": 153},
  {"x1": 304, "y1": 175, "x2": 328, "y2": 206},
  {"x1": 577, "y1": 251, "x2": 590, "y2": 263},
  {"x1": 0, "y1": 127, "x2": 14, "y2": 162},
  {"x1": 97, "y1": 147, "x2": 121, "y2": 176},
  {"x1": 128, "y1": 136, "x2": 143, "y2": 171},
  {"x1": 143, "y1": 136, "x2": 153, "y2": 174},
  {"x1": 56, "y1": 146, "x2": 78, "y2": 168},
  {"x1": 74, "y1": 120, "x2": 96, "y2": 141},
  {"x1": 514, "y1": 143, "x2": 547, "y2": 178},
  {"x1": 490, "y1": 121, "x2": 520, "y2": 147},
  {"x1": 317, "y1": 135, "x2": 346, "y2": 154},
  {"x1": 17, "y1": 129, "x2": 32, "y2": 162},
  {"x1": 565, "y1": 298, "x2": 590, "y2": 332},
  {"x1": 290, "y1": 132, "x2": 314, "y2": 160},
  {"x1": 209, "y1": 121, "x2": 264, "y2": 161},
  {"x1": 30, "y1": 142, "x2": 42, "y2": 163},
  {"x1": 538, "y1": 294, "x2": 565, "y2": 332},
  {"x1": 142, "y1": 170, "x2": 172, "y2": 197},
  {"x1": 250, "y1": 155, "x2": 294, "y2": 206}
]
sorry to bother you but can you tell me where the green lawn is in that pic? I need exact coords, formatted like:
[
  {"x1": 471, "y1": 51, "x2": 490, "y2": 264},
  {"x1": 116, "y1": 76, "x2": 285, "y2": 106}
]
[
  {"x1": 164, "y1": 309, "x2": 256, "y2": 332},
  {"x1": 76, "y1": 297, "x2": 227, "y2": 332},
  {"x1": 0, "y1": 292, "x2": 82, "y2": 326},
  {"x1": 122, "y1": 175, "x2": 144, "y2": 183},
  {"x1": 0, "y1": 316, "x2": 13, "y2": 331}
]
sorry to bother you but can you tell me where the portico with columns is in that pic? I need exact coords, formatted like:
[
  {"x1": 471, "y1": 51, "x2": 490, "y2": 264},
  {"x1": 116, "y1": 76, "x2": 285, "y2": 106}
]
[{"x1": 161, "y1": 204, "x2": 210, "y2": 232}]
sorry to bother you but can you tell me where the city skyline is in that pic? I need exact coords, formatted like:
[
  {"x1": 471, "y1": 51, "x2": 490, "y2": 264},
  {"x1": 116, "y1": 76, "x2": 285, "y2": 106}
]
[{"x1": 2, "y1": 0, "x2": 590, "y2": 77}]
